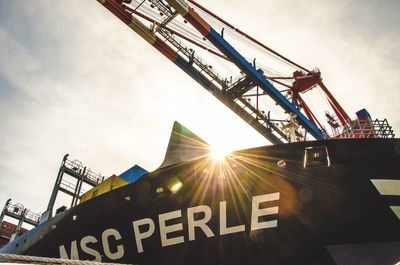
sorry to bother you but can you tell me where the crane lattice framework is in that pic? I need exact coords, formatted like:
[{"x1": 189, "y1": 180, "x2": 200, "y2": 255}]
[{"x1": 95, "y1": 0, "x2": 358, "y2": 144}]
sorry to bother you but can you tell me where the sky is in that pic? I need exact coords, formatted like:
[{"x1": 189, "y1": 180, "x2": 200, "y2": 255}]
[{"x1": 0, "y1": 0, "x2": 399, "y2": 219}]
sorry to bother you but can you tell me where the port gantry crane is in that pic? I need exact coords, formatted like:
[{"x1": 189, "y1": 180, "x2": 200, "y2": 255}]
[{"x1": 95, "y1": 0, "x2": 392, "y2": 144}]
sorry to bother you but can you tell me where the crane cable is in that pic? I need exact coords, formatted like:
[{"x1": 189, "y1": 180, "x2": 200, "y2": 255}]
[
  {"x1": 189, "y1": 3, "x2": 304, "y2": 76},
  {"x1": 123, "y1": 2, "x2": 228, "y2": 60},
  {"x1": 187, "y1": 0, "x2": 311, "y2": 73},
  {"x1": 127, "y1": 0, "x2": 296, "y2": 90},
  {"x1": 128, "y1": 0, "x2": 299, "y2": 83}
]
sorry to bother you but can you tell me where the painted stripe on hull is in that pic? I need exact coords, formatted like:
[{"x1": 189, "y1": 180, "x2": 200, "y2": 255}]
[
  {"x1": 371, "y1": 178, "x2": 400, "y2": 220},
  {"x1": 371, "y1": 179, "x2": 400, "y2": 196},
  {"x1": 390, "y1": 206, "x2": 400, "y2": 219}
]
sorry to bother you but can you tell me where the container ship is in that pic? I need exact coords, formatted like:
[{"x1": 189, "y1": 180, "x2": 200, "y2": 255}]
[{"x1": 1, "y1": 0, "x2": 399, "y2": 264}]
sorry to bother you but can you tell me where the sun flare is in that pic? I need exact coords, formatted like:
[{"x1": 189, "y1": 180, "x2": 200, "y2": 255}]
[{"x1": 210, "y1": 145, "x2": 232, "y2": 161}]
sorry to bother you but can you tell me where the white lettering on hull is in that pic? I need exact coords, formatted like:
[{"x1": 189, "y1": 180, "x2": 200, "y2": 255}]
[
  {"x1": 102, "y1": 228, "x2": 124, "y2": 260},
  {"x1": 59, "y1": 240, "x2": 79, "y2": 260},
  {"x1": 251, "y1": 193, "x2": 280, "y2": 230},
  {"x1": 219, "y1": 201, "x2": 245, "y2": 235},
  {"x1": 132, "y1": 218, "x2": 155, "y2": 253},
  {"x1": 187, "y1": 205, "x2": 214, "y2": 241},
  {"x1": 59, "y1": 228, "x2": 124, "y2": 261},
  {"x1": 159, "y1": 210, "x2": 185, "y2": 247},
  {"x1": 59, "y1": 192, "x2": 279, "y2": 260},
  {"x1": 81, "y1": 236, "x2": 101, "y2": 261}
]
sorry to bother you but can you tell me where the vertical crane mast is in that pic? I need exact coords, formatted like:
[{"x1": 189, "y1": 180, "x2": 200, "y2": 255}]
[{"x1": 95, "y1": 0, "x2": 327, "y2": 143}]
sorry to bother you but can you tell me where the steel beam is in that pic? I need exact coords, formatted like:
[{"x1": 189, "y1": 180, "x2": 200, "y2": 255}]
[{"x1": 165, "y1": 0, "x2": 325, "y2": 140}]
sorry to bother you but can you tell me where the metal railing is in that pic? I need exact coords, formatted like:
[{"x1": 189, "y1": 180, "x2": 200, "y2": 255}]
[
  {"x1": 4, "y1": 201, "x2": 40, "y2": 225},
  {"x1": 63, "y1": 157, "x2": 104, "y2": 185},
  {"x1": 84, "y1": 168, "x2": 104, "y2": 184},
  {"x1": 338, "y1": 118, "x2": 395, "y2": 139}
]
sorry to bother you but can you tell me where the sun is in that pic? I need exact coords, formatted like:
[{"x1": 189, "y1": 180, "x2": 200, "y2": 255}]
[{"x1": 210, "y1": 145, "x2": 231, "y2": 161}]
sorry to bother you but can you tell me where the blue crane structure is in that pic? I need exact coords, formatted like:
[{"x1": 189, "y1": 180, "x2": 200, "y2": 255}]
[{"x1": 95, "y1": 0, "x2": 389, "y2": 143}]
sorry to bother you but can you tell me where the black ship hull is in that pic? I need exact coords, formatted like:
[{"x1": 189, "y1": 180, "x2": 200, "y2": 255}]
[{"x1": 2, "y1": 138, "x2": 400, "y2": 264}]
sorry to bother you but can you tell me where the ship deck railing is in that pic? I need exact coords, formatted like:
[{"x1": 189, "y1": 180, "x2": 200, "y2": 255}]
[{"x1": 336, "y1": 118, "x2": 395, "y2": 139}]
